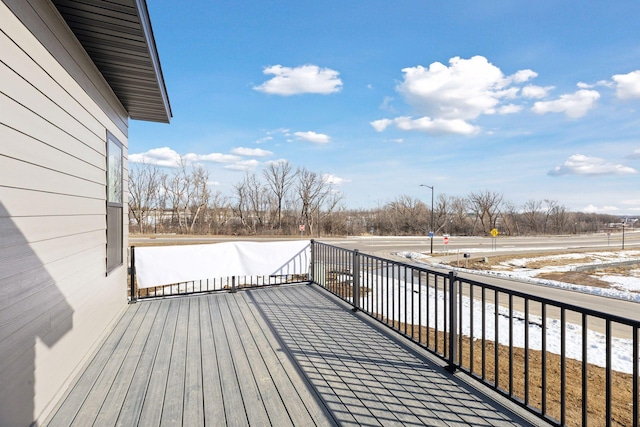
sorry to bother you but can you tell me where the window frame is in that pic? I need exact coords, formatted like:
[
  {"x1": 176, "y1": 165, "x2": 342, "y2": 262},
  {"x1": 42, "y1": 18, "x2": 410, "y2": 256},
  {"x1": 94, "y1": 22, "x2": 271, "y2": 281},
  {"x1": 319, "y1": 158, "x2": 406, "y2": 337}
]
[{"x1": 106, "y1": 131, "x2": 124, "y2": 274}]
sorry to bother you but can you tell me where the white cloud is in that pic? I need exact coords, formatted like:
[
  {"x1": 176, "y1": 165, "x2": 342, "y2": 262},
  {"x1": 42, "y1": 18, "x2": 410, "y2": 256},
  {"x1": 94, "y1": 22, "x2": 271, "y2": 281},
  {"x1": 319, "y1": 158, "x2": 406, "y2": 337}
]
[
  {"x1": 129, "y1": 147, "x2": 182, "y2": 167},
  {"x1": 531, "y1": 89, "x2": 600, "y2": 118},
  {"x1": 184, "y1": 152, "x2": 240, "y2": 163},
  {"x1": 508, "y1": 69, "x2": 538, "y2": 83},
  {"x1": 225, "y1": 159, "x2": 260, "y2": 171},
  {"x1": 497, "y1": 104, "x2": 522, "y2": 114},
  {"x1": 548, "y1": 154, "x2": 637, "y2": 176},
  {"x1": 371, "y1": 116, "x2": 480, "y2": 135},
  {"x1": 265, "y1": 158, "x2": 289, "y2": 166},
  {"x1": 323, "y1": 174, "x2": 347, "y2": 185},
  {"x1": 370, "y1": 119, "x2": 393, "y2": 132},
  {"x1": 253, "y1": 64, "x2": 342, "y2": 96},
  {"x1": 255, "y1": 136, "x2": 273, "y2": 144},
  {"x1": 129, "y1": 147, "x2": 240, "y2": 167},
  {"x1": 577, "y1": 80, "x2": 613, "y2": 89},
  {"x1": 626, "y1": 149, "x2": 640, "y2": 159},
  {"x1": 521, "y1": 85, "x2": 554, "y2": 99},
  {"x1": 396, "y1": 55, "x2": 534, "y2": 121},
  {"x1": 379, "y1": 96, "x2": 396, "y2": 112},
  {"x1": 294, "y1": 131, "x2": 331, "y2": 144},
  {"x1": 582, "y1": 205, "x2": 620, "y2": 213},
  {"x1": 231, "y1": 147, "x2": 273, "y2": 157},
  {"x1": 612, "y1": 70, "x2": 640, "y2": 100},
  {"x1": 266, "y1": 127, "x2": 290, "y2": 135}
]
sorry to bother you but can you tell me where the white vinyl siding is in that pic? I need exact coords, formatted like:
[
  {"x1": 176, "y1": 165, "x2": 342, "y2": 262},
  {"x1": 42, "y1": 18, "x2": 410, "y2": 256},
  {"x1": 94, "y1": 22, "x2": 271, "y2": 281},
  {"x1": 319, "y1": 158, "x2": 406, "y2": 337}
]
[{"x1": 0, "y1": 1, "x2": 130, "y2": 424}]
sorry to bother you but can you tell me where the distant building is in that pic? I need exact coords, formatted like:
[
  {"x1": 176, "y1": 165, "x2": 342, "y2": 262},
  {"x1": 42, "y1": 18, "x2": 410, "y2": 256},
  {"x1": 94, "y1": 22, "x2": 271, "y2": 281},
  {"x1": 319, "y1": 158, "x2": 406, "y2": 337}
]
[{"x1": 0, "y1": 0, "x2": 170, "y2": 424}]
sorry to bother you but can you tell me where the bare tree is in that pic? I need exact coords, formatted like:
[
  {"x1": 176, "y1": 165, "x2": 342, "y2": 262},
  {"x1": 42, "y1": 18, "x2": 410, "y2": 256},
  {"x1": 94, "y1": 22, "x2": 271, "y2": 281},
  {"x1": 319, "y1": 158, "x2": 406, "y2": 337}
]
[
  {"x1": 383, "y1": 195, "x2": 429, "y2": 235},
  {"x1": 318, "y1": 189, "x2": 345, "y2": 236},
  {"x1": 521, "y1": 199, "x2": 542, "y2": 235},
  {"x1": 128, "y1": 163, "x2": 164, "y2": 233},
  {"x1": 243, "y1": 173, "x2": 269, "y2": 232},
  {"x1": 295, "y1": 167, "x2": 332, "y2": 235},
  {"x1": 232, "y1": 180, "x2": 249, "y2": 233},
  {"x1": 542, "y1": 199, "x2": 560, "y2": 234},
  {"x1": 500, "y1": 201, "x2": 519, "y2": 236},
  {"x1": 205, "y1": 190, "x2": 227, "y2": 234},
  {"x1": 187, "y1": 165, "x2": 210, "y2": 234},
  {"x1": 263, "y1": 161, "x2": 296, "y2": 232},
  {"x1": 162, "y1": 159, "x2": 189, "y2": 232},
  {"x1": 158, "y1": 160, "x2": 212, "y2": 234},
  {"x1": 434, "y1": 194, "x2": 454, "y2": 234},
  {"x1": 548, "y1": 202, "x2": 569, "y2": 234},
  {"x1": 445, "y1": 196, "x2": 471, "y2": 235},
  {"x1": 468, "y1": 190, "x2": 504, "y2": 235}
]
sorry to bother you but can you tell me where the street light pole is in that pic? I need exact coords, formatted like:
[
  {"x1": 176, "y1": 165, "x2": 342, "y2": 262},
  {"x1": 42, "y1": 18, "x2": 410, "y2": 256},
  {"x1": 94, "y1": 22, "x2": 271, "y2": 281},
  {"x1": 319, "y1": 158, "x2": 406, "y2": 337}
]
[{"x1": 420, "y1": 184, "x2": 434, "y2": 254}]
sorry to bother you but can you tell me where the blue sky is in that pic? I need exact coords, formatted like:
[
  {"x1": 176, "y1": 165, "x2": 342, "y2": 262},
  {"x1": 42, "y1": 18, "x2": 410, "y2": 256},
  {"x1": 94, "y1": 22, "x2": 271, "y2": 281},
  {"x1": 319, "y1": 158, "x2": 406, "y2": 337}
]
[{"x1": 130, "y1": 1, "x2": 640, "y2": 214}]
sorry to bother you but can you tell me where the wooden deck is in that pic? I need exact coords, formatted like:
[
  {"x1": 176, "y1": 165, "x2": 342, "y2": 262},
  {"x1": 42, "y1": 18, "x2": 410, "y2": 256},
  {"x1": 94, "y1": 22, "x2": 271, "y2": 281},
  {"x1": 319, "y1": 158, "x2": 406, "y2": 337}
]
[{"x1": 45, "y1": 283, "x2": 537, "y2": 426}]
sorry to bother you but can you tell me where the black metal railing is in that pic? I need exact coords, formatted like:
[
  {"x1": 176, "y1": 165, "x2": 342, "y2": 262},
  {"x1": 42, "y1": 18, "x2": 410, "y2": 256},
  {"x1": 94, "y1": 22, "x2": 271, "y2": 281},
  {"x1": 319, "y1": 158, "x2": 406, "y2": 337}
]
[
  {"x1": 311, "y1": 240, "x2": 640, "y2": 427},
  {"x1": 129, "y1": 246, "x2": 308, "y2": 301}
]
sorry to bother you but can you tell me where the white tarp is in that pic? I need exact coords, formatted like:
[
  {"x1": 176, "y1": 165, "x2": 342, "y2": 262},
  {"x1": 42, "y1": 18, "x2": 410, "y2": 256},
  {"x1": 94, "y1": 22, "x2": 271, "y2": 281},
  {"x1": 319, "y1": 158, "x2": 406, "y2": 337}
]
[{"x1": 134, "y1": 240, "x2": 311, "y2": 288}]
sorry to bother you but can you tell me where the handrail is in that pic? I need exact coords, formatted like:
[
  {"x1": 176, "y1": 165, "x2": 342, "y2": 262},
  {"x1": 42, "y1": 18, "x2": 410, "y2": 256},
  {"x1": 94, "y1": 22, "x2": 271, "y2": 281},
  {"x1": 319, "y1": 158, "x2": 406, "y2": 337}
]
[{"x1": 310, "y1": 240, "x2": 640, "y2": 427}]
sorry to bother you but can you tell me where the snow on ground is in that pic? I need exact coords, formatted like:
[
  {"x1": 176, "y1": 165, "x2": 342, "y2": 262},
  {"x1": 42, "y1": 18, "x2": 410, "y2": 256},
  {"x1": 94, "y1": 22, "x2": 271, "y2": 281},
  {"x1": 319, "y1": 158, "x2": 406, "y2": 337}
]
[
  {"x1": 398, "y1": 250, "x2": 640, "y2": 302},
  {"x1": 361, "y1": 272, "x2": 638, "y2": 374},
  {"x1": 599, "y1": 272, "x2": 640, "y2": 293},
  {"x1": 371, "y1": 250, "x2": 640, "y2": 374}
]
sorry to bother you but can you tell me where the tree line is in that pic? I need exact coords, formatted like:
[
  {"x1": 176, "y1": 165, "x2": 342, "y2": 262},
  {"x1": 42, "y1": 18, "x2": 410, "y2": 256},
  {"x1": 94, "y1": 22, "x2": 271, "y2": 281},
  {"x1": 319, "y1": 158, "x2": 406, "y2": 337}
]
[{"x1": 128, "y1": 161, "x2": 630, "y2": 237}]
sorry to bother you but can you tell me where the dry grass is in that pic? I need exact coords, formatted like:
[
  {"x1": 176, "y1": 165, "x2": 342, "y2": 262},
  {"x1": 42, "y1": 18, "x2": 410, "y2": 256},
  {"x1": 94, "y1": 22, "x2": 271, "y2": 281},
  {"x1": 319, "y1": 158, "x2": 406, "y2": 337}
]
[
  {"x1": 461, "y1": 249, "x2": 640, "y2": 293},
  {"x1": 383, "y1": 319, "x2": 636, "y2": 427},
  {"x1": 462, "y1": 248, "x2": 634, "y2": 271},
  {"x1": 535, "y1": 271, "x2": 613, "y2": 289}
]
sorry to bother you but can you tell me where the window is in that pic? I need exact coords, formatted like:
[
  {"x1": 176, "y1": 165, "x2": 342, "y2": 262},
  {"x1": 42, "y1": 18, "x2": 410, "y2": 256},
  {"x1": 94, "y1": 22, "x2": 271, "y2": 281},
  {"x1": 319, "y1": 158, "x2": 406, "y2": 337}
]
[{"x1": 106, "y1": 132, "x2": 123, "y2": 273}]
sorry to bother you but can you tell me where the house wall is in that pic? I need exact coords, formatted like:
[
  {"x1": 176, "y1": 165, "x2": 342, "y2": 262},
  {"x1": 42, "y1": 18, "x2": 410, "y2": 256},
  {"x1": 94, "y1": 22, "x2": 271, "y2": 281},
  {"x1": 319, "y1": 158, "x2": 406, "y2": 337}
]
[{"x1": 1, "y1": 1, "x2": 130, "y2": 425}]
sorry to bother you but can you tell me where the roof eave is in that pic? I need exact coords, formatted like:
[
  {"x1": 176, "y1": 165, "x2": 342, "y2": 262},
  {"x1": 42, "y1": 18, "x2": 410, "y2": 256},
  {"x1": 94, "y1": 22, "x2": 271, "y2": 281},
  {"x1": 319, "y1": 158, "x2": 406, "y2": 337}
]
[{"x1": 52, "y1": 0, "x2": 172, "y2": 124}]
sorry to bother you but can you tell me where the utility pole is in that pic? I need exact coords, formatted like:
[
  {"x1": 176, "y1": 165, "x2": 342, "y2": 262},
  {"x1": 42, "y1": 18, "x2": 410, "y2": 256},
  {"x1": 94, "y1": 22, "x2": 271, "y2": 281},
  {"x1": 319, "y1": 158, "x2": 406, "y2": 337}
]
[{"x1": 420, "y1": 184, "x2": 434, "y2": 254}]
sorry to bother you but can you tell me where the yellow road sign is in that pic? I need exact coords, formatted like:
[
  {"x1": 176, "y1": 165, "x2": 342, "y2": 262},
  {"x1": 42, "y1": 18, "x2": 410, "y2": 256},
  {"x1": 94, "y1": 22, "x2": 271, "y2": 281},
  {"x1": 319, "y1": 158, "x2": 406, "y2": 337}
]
[{"x1": 490, "y1": 228, "x2": 499, "y2": 237}]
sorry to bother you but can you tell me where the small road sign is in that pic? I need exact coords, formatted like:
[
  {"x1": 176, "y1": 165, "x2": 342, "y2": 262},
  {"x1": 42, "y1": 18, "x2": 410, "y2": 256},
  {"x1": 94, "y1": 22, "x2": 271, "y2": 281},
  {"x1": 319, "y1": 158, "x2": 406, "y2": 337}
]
[
  {"x1": 490, "y1": 228, "x2": 499, "y2": 237},
  {"x1": 443, "y1": 236, "x2": 449, "y2": 245}
]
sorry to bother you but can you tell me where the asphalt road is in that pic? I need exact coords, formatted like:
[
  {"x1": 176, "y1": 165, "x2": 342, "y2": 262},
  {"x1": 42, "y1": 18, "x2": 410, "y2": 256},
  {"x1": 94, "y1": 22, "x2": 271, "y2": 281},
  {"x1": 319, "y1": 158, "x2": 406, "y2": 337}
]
[{"x1": 318, "y1": 232, "x2": 640, "y2": 260}]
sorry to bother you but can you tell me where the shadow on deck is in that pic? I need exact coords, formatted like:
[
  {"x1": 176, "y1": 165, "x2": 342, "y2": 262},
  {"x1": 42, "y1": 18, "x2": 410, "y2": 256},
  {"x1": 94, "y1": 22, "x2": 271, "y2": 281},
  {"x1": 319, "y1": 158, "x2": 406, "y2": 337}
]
[{"x1": 45, "y1": 283, "x2": 539, "y2": 426}]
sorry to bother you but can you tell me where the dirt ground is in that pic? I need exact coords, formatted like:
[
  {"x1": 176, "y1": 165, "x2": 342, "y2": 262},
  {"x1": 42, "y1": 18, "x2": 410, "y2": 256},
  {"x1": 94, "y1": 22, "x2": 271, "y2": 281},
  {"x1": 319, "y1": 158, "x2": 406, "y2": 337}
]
[
  {"x1": 385, "y1": 319, "x2": 636, "y2": 427},
  {"x1": 457, "y1": 249, "x2": 640, "y2": 293},
  {"x1": 425, "y1": 249, "x2": 639, "y2": 425}
]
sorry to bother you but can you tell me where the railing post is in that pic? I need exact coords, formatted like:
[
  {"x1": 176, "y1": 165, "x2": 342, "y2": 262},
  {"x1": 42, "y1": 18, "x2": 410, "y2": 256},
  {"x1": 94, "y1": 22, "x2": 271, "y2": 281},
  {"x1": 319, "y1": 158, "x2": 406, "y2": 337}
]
[
  {"x1": 129, "y1": 246, "x2": 137, "y2": 304},
  {"x1": 352, "y1": 249, "x2": 360, "y2": 311},
  {"x1": 310, "y1": 239, "x2": 315, "y2": 283},
  {"x1": 446, "y1": 270, "x2": 458, "y2": 372},
  {"x1": 231, "y1": 276, "x2": 237, "y2": 293}
]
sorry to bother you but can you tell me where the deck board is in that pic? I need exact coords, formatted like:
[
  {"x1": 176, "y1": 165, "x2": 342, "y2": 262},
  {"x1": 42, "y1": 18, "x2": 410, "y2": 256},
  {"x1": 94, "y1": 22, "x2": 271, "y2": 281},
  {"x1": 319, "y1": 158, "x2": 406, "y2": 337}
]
[
  {"x1": 160, "y1": 297, "x2": 189, "y2": 426},
  {"x1": 137, "y1": 298, "x2": 180, "y2": 426},
  {"x1": 225, "y1": 291, "x2": 294, "y2": 427},
  {"x1": 94, "y1": 299, "x2": 161, "y2": 426},
  {"x1": 45, "y1": 284, "x2": 536, "y2": 427},
  {"x1": 199, "y1": 294, "x2": 226, "y2": 425},
  {"x1": 183, "y1": 297, "x2": 204, "y2": 426},
  {"x1": 207, "y1": 294, "x2": 249, "y2": 426},
  {"x1": 218, "y1": 293, "x2": 271, "y2": 426},
  {"x1": 116, "y1": 299, "x2": 170, "y2": 426}
]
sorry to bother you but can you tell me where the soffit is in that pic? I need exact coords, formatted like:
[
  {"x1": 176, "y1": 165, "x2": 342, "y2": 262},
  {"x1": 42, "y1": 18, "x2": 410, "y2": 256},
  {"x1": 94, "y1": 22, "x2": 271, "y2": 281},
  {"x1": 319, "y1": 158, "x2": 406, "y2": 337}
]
[{"x1": 51, "y1": 0, "x2": 171, "y2": 123}]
